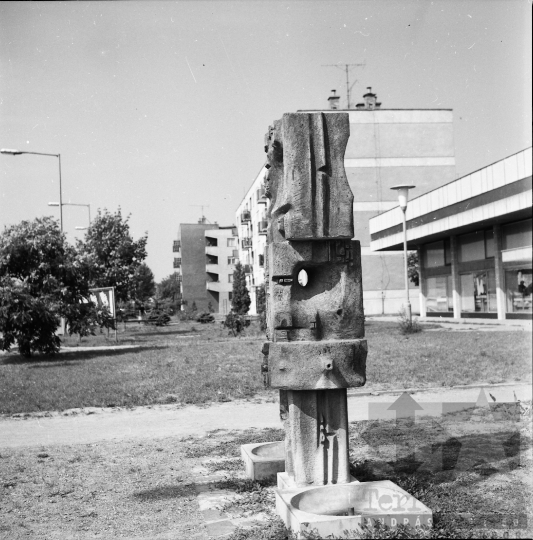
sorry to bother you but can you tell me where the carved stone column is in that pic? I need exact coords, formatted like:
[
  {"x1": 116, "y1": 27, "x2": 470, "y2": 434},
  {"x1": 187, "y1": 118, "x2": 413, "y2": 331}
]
[{"x1": 262, "y1": 112, "x2": 367, "y2": 487}]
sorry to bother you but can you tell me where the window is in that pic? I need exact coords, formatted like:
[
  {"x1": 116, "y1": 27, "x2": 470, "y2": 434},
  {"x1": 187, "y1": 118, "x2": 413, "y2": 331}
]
[
  {"x1": 460, "y1": 271, "x2": 497, "y2": 312},
  {"x1": 228, "y1": 274, "x2": 233, "y2": 283},
  {"x1": 424, "y1": 241, "x2": 445, "y2": 268},
  {"x1": 425, "y1": 275, "x2": 452, "y2": 312},
  {"x1": 228, "y1": 292, "x2": 233, "y2": 301},
  {"x1": 228, "y1": 256, "x2": 237, "y2": 265},
  {"x1": 485, "y1": 230, "x2": 495, "y2": 258},
  {"x1": 459, "y1": 231, "x2": 485, "y2": 262},
  {"x1": 227, "y1": 238, "x2": 236, "y2": 247},
  {"x1": 505, "y1": 269, "x2": 532, "y2": 313},
  {"x1": 503, "y1": 219, "x2": 533, "y2": 250}
]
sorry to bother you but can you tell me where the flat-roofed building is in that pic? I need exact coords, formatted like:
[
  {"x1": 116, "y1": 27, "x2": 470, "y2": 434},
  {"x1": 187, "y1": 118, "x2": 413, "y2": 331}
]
[
  {"x1": 369, "y1": 147, "x2": 532, "y2": 321},
  {"x1": 173, "y1": 219, "x2": 238, "y2": 314},
  {"x1": 300, "y1": 88, "x2": 456, "y2": 314},
  {"x1": 236, "y1": 89, "x2": 457, "y2": 315}
]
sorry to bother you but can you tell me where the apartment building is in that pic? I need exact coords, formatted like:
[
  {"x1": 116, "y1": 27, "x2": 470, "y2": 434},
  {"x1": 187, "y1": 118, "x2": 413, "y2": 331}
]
[
  {"x1": 237, "y1": 88, "x2": 457, "y2": 315},
  {"x1": 206, "y1": 226, "x2": 239, "y2": 315},
  {"x1": 173, "y1": 219, "x2": 238, "y2": 314},
  {"x1": 235, "y1": 171, "x2": 269, "y2": 315}
]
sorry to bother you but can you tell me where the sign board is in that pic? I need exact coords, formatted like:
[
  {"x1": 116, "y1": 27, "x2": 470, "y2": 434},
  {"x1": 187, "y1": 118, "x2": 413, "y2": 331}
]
[{"x1": 89, "y1": 287, "x2": 116, "y2": 318}]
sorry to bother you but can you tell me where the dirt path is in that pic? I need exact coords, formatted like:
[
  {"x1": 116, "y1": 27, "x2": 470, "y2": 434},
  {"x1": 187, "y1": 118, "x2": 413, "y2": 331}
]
[{"x1": 1, "y1": 383, "x2": 530, "y2": 449}]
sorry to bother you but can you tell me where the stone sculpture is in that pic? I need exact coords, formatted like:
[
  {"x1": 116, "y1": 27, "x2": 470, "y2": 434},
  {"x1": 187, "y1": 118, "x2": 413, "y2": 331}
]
[{"x1": 261, "y1": 112, "x2": 367, "y2": 488}]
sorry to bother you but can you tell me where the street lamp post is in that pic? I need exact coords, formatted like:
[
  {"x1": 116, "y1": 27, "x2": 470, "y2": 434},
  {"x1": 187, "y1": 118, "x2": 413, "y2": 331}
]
[
  {"x1": 390, "y1": 184, "x2": 415, "y2": 323},
  {"x1": 49, "y1": 202, "x2": 91, "y2": 229},
  {"x1": 1, "y1": 149, "x2": 63, "y2": 232}
]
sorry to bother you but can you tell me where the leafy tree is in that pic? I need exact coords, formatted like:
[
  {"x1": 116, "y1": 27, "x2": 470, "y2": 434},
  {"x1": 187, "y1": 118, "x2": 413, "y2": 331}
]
[
  {"x1": 157, "y1": 273, "x2": 181, "y2": 303},
  {"x1": 256, "y1": 283, "x2": 267, "y2": 332},
  {"x1": 132, "y1": 263, "x2": 155, "y2": 305},
  {"x1": 77, "y1": 208, "x2": 148, "y2": 303},
  {"x1": 407, "y1": 252, "x2": 419, "y2": 286},
  {"x1": 231, "y1": 262, "x2": 251, "y2": 315},
  {"x1": 0, "y1": 217, "x2": 113, "y2": 357}
]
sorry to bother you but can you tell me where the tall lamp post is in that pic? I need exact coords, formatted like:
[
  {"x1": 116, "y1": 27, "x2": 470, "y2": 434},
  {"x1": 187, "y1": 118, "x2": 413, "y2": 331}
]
[
  {"x1": 1, "y1": 149, "x2": 63, "y2": 232},
  {"x1": 390, "y1": 184, "x2": 415, "y2": 323}
]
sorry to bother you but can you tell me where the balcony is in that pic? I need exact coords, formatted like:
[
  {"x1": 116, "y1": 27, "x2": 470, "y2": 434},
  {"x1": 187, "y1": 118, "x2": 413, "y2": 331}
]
[
  {"x1": 205, "y1": 245, "x2": 218, "y2": 257},
  {"x1": 206, "y1": 263, "x2": 219, "y2": 274},
  {"x1": 257, "y1": 187, "x2": 267, "y2": 204},
  {"x1": 242, "y1": 237, "x2": 253, "y2": 250},
  {"x1": 173, "y1": 258, "x2": 181, "y2": 269},
  {"x1": 241, "y1": 210, "x2": 251, "y2": 223},
  {"x1": 206, "y1": 281, "x2": 223, "y2": 292},
  {"x1": 172, "y1": 240, "x2": 180, "y2": 252},
  {"x1": 258, "y1": 220, "x2": 268, "y2": 235}
]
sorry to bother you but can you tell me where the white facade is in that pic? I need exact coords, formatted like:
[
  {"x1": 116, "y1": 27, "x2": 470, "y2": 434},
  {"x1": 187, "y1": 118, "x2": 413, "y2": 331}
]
[
  {"x1": 235, "y1": 166, "x2": 269, "y2": 315},
  {"x1": 205, "y1": 227, "x2": 238, "y2": 315}
]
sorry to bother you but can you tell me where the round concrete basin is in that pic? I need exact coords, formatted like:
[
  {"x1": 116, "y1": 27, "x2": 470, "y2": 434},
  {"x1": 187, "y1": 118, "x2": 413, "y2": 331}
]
[
  {"x1": 251, "y1": 441, "x2": 285, "y2": 459},
  {"x1": 291, "y1": 484, "x2": 410, "y2": 517}
]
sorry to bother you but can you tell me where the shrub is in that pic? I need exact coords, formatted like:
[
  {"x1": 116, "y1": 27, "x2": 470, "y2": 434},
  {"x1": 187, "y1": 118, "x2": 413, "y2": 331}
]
[
  {"x1": 224, "y1": 310, "x2": 250, "y2": 336},
  {"x1": 397, "y1": 308, "x2": 422, "y2": 335}
]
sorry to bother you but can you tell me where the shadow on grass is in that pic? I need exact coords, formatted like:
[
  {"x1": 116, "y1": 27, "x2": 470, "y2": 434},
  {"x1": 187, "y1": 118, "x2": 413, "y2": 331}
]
[
  {"x1": 133, "y1": 483, "x2": 196, "y2": 501},
  {"x1": 0, "y1": 345, "x2": 168, "y2": 365}
]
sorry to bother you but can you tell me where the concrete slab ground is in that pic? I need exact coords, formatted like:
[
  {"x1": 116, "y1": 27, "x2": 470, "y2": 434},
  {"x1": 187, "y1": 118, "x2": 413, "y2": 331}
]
[{"x1": 1, "y1": 383, "x2": 530, "y2": 449}]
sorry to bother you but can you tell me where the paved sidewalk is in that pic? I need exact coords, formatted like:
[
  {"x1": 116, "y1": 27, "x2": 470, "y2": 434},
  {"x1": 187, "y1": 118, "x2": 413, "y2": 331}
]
[
  {"x1": 1, "y1": 383, "x2": 530, "y2": 449},
  {"x1": 366, "y1": 315, "x2": 532, "y2": 332}
]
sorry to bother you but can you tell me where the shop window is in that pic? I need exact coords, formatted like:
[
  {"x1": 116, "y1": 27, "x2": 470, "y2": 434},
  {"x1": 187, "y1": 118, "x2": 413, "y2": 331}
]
[
  {"x1": 503, "y1": 219, "x2": 533, "y2": 250},
  {"x1": 460, "y1": 271, "x2": 497, "y2": 312},
  {"x1": 425, "y1": 275, "x2": 453, "y2": 312},
  {"x1": 505, "y1": 269, "x2": 532, "y2": 313},
  {"x1": 459, "y1": 231, "x2": 485, "y2": 262}
]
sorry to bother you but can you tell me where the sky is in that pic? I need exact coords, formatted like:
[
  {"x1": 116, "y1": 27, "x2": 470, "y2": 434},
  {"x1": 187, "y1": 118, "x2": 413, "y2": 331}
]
[{"x1": 1, "y1": 0, "x2": 531, "y2": 282}]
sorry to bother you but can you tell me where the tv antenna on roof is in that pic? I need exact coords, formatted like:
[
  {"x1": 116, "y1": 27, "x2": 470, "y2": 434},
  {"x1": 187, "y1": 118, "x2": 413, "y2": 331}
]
[
  {"x1": 190, "y1": 205, "x2": 210, "y2": 223},
  {"x1": 322, "y1": 62, "x2": 366, "y2": 109}
]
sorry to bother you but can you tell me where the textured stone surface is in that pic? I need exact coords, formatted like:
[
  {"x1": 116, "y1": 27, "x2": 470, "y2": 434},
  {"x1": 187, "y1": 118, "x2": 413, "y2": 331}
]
[
  {"x1": 262, "y1": 112, "x2": 366, "y2": 488},
  {"x1": 268, "y1": 340, "x2": 366, "y2": 390}
]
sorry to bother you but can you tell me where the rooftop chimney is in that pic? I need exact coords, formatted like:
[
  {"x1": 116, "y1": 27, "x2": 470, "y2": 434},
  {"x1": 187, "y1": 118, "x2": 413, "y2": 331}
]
[
  {"x1": 363, "y1": 87, "x2": 377, "y2": 110},
  {"x1": 327, "y1": 89, "x2": 340, "y2": 110}
]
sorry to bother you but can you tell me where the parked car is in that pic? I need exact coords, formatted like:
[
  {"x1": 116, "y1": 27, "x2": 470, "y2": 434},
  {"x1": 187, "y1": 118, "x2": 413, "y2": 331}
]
[
  {"x1": 196, "y1": 312, "x2": 215, "y2": 324},
  {"x1": 146, "y1": 309, "x2": 171, "y2": 326}
]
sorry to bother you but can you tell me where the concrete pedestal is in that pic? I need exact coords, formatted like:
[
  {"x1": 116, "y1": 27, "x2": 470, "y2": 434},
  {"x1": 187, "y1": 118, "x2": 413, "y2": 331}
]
[
  {"x1": 240, "y1": 441, "x2": 285, "y2": 481},
  {"x1": 275, "y1": 473, "x2": 432, "y2": 538}
]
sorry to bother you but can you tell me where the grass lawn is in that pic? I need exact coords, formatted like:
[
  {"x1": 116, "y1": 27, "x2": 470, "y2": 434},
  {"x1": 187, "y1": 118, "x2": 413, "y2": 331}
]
[
  {"x1": 1, "y1": 408, "x2": 531, "y2": 539},
  {"x1": 0, "y1": 321, "x2": 531, "y2": 415}
]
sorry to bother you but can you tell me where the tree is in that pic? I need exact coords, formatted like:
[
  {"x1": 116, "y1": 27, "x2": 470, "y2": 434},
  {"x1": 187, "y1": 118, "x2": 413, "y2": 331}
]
[
  {"x1": 0, "y1": 217, "x2": 113, "y2": 357},
  {"x1": 157, "y1": 273, "x2": 181, "y2": 303},
  {"x1": 407, "y1": 251, "x2": 419, "y2": 286},
  {"x1": 231, "y1": 262, "x2": 251, "y2": 315},
  {"x1": 77, "y1": 208, "x2": 148, "y2": 303},
  {"x1": 132, "y1": 263, "x2": 155, "y2": 305},
  {"x1": 256, "y1": 283, "x2": 267, "y2": 332}
]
